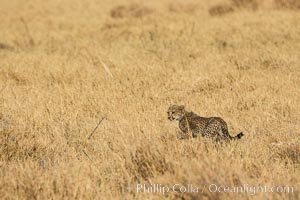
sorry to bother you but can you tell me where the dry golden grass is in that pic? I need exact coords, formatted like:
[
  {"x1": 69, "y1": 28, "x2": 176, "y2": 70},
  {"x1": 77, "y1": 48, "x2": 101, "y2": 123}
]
[{"x1": 0, "y1": 0, "x2": 300, "y2": 199}]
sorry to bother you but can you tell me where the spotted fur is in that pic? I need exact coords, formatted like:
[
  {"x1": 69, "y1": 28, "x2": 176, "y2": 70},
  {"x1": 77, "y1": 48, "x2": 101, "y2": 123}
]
[{"x1": 167, "y1": 105, "x2": 244, "y2": 142}]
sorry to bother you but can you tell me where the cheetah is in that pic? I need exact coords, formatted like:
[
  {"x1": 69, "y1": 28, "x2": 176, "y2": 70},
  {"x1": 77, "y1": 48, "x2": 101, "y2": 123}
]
[{"x1": 167, "y1": 105, "x2": 244, "y2": 142}]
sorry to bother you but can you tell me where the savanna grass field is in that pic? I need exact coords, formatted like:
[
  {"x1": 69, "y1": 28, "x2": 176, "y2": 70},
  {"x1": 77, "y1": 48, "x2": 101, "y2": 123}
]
[{"x1": 0, "y1": 0, "x2": 300, "y2": 199}]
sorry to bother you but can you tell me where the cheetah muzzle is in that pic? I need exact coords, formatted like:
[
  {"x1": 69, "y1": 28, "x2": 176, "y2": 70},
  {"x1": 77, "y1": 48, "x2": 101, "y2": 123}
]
[{"x1": 167, "y1": 105, "x2": 244, "y2": 142}]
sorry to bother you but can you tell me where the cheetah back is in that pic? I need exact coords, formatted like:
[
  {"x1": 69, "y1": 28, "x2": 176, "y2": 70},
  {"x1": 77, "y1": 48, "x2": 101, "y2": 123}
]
[{"x1": 179, "y1": 112, "x2": 231, "y2": 139}]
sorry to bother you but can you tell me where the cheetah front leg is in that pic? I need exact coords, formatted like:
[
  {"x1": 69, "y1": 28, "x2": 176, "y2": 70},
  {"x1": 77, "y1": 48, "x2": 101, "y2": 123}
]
[{"x1": 176, "y1": 130, "x2": 190, "y2": 140}]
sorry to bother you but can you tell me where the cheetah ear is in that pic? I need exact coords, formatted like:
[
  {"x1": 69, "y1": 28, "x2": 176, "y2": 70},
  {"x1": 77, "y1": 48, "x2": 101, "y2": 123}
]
[{"x1": 179, "y1": 105, "x2": 185, "y2": 110}]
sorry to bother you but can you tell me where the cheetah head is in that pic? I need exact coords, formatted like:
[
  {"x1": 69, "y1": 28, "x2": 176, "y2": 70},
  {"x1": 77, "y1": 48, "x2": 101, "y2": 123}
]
[{"x1": 167, "y1": 105, "x2": 185, "y2": 121}]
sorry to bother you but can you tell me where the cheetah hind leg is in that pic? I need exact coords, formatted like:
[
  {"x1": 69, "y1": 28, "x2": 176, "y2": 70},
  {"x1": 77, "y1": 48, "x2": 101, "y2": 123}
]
[{"x1": 202, "y1": 124, "x2": 222, "y2": 139}]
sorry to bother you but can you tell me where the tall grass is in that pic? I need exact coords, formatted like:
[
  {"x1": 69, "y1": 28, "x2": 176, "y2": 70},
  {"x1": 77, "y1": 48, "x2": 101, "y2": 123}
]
[{"x1": 0, "y1": 0, "x2": 300, "y2": 199}]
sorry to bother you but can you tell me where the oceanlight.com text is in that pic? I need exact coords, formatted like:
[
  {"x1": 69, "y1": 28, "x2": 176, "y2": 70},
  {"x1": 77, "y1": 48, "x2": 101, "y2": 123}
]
[{"x1": 135, "y1": 183, "x2": 294, "y2": 195}]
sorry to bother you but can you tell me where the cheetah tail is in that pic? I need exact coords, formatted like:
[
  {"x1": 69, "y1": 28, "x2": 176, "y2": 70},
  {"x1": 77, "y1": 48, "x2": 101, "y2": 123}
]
[{"x1": 233, "y1": 132, "x2": 244, "y2": 140}]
